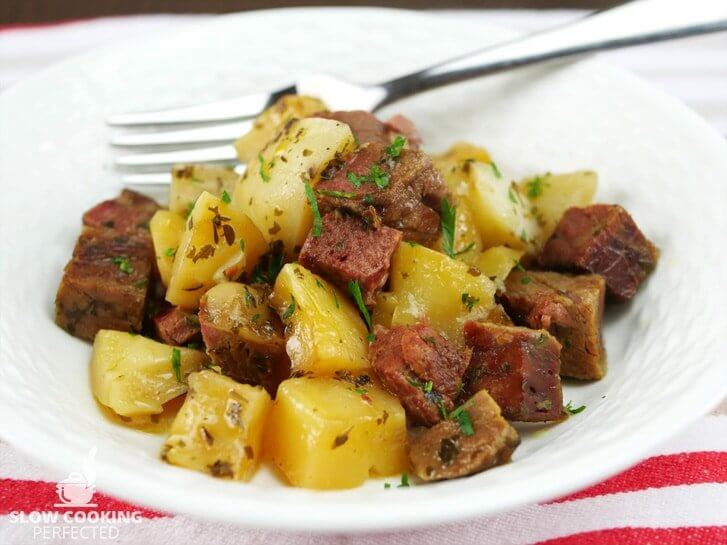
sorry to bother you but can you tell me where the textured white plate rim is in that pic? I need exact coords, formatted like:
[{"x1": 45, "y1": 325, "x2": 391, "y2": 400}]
[{"x1": 1, "y1": 7, "x2": 726, "y2": 534}]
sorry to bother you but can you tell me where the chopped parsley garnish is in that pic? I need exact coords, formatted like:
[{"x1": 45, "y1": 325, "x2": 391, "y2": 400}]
[
  {"x1": 423, "y1": 380, "x2": 433, "y2": 393},
  {"x1": 171, "y1": 348, "x2": 182, "y2": 383},
  {"x1": 525, "y1": 175, "x2": 547, "y2": 199},
  {"x1": 508, "y1": 185, "x2": 519, "y2": 204},
  {"x1": 239, "y1": 239, "x2": 245, "y2": 252},
  {"x1": 398, "y1": 473, "x2": 410, "y2": 488},
  {"x1": 366, "y1": 333, "x2": 376, "y2": 343},
  {"x1": 461, "y1": 292, "x2": 480, "y2": 312},
  {"x1": 282, "y1": 296, "x2": 296, "y2": 320},
  {"x1": 449, "y1": 400, "x2": 475, "y2": 436},
  {"x1": 332, "y1": 290, "x2": 340, "y2": 309},
  {"x1": 315, "y1": 188, "x2": 356, "y2": 199},
  {"x1": 258, "y1": 153, "x2": 271, "y2": 182},
  {"x1": 491, "y1": 161, "x2": 502, "y2": 178},
  {"x1": 112, "y1": 256, "x2": 133, "y2": 274},
  {"x1": 185, "y1": 201, "x2": 195, "y2": 218},
  {"x1": 251, "y1": 313, "x2": 261, "y2": 324},
  {"x1": 348, "y1": 280, "x2": 372, "y2": 330},
  {"x1": 251, "y1": 242, "x2": 284, "y2": 284},
  {"x1": 455, "y1": 242, "x2": 476, "y2": 256},
  {"x1": 346, "y1": 165, "x2": 389, "y2": 190},
  {"x1": 303, "y1": 180, "x2": 323, "y2": 237},
  {"x1": 347, "y1": 171, "x2": 365, "y2": 188},
  {"x1": 385, "y1": 135, "x2": 406, "y2": 158},
  {"x1": 564, "y1": 400, "x2": 586, "y2": 415},
  {"x1": 521, "y1": 275, "x2": 532, "y2": 285},
  {"x1": 514, "y1": 259, "x2": 526, "y2": 273},
  {"x1": 164, "y1": 247, "x2": 177, "y2": 257},
  {"x1": 440, "y1": 198, "x2": 457, "y2": 258},
  {"x1": 221, "y1": 190, "x2": 232, "y2": 204},
  {"x1": 384, "y1": 482, "x2": 391, "y2": 489}
]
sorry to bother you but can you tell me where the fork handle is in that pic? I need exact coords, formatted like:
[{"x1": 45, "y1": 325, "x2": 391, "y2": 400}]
[{"x1": 379, "y1": 0, "x2": 727, "y2": 105}]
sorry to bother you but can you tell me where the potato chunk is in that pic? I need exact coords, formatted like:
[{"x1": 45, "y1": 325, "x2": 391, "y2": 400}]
[
  {"x1": 517, "y1": 171, "x2": 597, "y2": 243},
  {"x1": 232, "y1": 117, "x2": 356, "y2": 257},
  {"x1": 166, "y1": 191, "x2": 267, "y2": 309},
  {"x1": 266, "y1": 377, "x2": 407, "y2": 489},
  {"x1": 233, "y1": 95, "x2": 328, "y2": 162},
  {"x1": 91, "y1": 330, "x2": 207, "y2": 417},
  {"x1": 161, "y1": 370, "x2": 271, "y2": 480},
  {"x1": 467, "y1": 160, "x2": 539, "y2": 252},
  {"x1": 169, "y1": 164, "x2": 238, "y2": 217},
  {"x1": 388, "y1": 243, "x2": 496, "y2": 348},
  {"x1": 473, "y1": 246, "x2": 525, "y2": 291},
  {"x1": 271, "y1": 264, "x2": 369, "y2": 376},
  {"x1": 149, "y1": 210, "x2": 186, "y2": 287}
]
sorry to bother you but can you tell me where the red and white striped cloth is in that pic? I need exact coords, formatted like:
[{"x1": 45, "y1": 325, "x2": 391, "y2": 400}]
[{"x1": 1, "y1": 13, "x2": 726, "y2": 545}]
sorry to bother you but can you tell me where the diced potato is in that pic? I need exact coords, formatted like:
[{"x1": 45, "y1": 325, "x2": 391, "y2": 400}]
[
  {"x1": 372, "y1": 292, "x2": 399, "y2": 329},
  {"x1": 271, "y1": 263, "x2": 369, "y2": 376},
  {"x1": 232, "y1": 117, "x2": 356, "y2": 257},
  {"x1": 433, "y1": 142, "x2": 492, "y2": 176},
  {"x1": 265, "y1": 377, "x2": 407, "y2": 489},
  {"x1": 166, "y1": 191, "x2": 267, "y2": 309},
  {"x1": 388, "y1": 243, "x2": 496, "y2": 348},
  {"x1": 169, "y1": 164, "x2": 238, "y2": 217},
  {"x1": 149, "y1": 210, "x2": 186, "y2": 287},
  {"x1": 474, "y1": 246, "x2": 525, "y2": 291},
  {"x1": 517, "y1": 171, "x2": 598, "y2": 243},
  {"x1": 91, "y1": 330, "x2": 207, "y2": 417},
  {"x1": 467, "y1": 161, "x2": 539, "y2": 252},
  {"x1": 234, "y1": 95, "x2": 328, "y2": 162},
  {"x1": 161, "y1": 370, "x2": 271, "y2": 480}
]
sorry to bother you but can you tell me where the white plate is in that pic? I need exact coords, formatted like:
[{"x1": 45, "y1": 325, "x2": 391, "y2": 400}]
[{"x1": 1, "y1": 7, "x2": 726, "y2": 534}]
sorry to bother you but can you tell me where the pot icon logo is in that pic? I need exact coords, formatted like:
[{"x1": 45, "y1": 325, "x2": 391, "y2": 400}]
[{"x1": 54, "y1": 447, "x2": 97, "y2": 508}]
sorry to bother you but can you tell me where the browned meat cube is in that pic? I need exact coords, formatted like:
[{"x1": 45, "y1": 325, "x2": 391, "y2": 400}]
[
  {"x1": 499, "y1": 271, "x2": 606, "y2": 380},
  {"x1": 463, "y1": 321, "x2": 564, "y2": 422},
  {"x1": 55, "y1": 228, "x2": 153, "y2": 341},
  {"x1": 153, "y1": 306, "x2": 201, "y2": 346},
  {"x1": 82, "y1": 189, "x2": 159, "y2": 234},
  {"x1": 540, "y1": 204, "x2": 658, "y2": 302},
  {"x1": 315, "y1": 111, "x2": 421, "y2": 149},
  {"x1": 408, "y1": 389, "x2": 520, "y2": 481},
  {"x1": 370, "y1": 323, "x2": 470, "y2": 426},
  {"x1": 299, "y1": 212, "x2": 402, "y2": 306},
  {"x1": 199, "y1": 283, "x2": 290, "y2": 395},
  {"x1": 316, "y1": 143, "x2": 447, "y2": 244}
]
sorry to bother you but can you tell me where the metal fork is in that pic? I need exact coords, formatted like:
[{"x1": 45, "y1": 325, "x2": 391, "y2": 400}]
[{"x1": 110, "y1": 0, "x2": 727, "y2": 185}]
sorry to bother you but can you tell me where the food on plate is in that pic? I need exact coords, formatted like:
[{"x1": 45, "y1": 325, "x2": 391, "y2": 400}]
[
  {"x1": 56, "y1": 94, "x2": 659, "y2": 489},
  {"x1": 265, "y1": 376, "x2": 407, "y2": 489},
  {"x1": 462, "y1": 322, "x2": 564, "y2": 422},
  {"x1": 539, "y1": 204, "x2": 659, "y2": 302},
  {"x1": 169, "y1": 164, "x2": 238, "y2": 217},
  {"x1": 408, "y1": 389, "x2": 519, "y2": 481},
  {"x1": 161, "y1": 370, "x2": 271, "y2": 480},
  {"x1": 299, "y1": 211, "x2": 402, "y2": 306},
  {"x1": 370, "y1": 323, "x2": 470, "y2": 426},
  {"x1": 91, "y1": 330, "x2": 207, "y2": 417},
  {"x1": 199, "y1": 282, "x2": 290, "y2": 395},
  {"x1": 500, "y1": 271, "x2": 607, "y2": 380}
]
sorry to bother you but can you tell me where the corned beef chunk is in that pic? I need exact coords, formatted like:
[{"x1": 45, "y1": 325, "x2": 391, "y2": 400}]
[
  {"x1": 315, "y1": 110, "x2": 422, "y2": 149},
  {"x1": 463, "y1": 321, "x2": 564, "y2": 422},
  {"x1": 539, "y1": 204, "x2": 658, "y2": 302},
  {"x1": 153, "y1": 306, "x2": 202, "y2": 346},
  {"x1": 408, "y1": 389, "x2": 519, "y2": 481},
  {"x1": 299, "y1": 212, "x2": 402, "y2": 306},
  {"x1": 55, "y1": 227, "x2": 153, "y2": 340},
  {"x1": 82, "y1": 189, "x2": 159, "y2": 234},
  {"x1": 370, "y1": 323, "x2": 470, "y2": 426},
  {"x1": 499, "y1": 271, "x2": 606, "y2": 380},
  {"x1": 316, "y1": 143, "x2": 447, "y2": 244}
]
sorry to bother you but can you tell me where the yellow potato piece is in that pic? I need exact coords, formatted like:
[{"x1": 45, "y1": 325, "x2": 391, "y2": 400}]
[
  {"x1": 166, "y1": 191, "x2": 267, "y2": 309},
  {"x1": 474, "y1": 246, "x2": 525, "y2": 291},
  {"x1": 169, "y1": 164, "x2": 238, "y2": 217},
  {"x1": 161, "y1": 370, "x2": 271, "y2": 481},
  {"x1": 371, "y1": 292, "x2": 399, "y2": 329},
  {"x1": 232, "y1": 117, "x2": 356, "y2": 257},
  {"x1": 91, "y1": 330, "x2": 207, "y2": 417},
  {"x1": 265, "y1": 377, "x2": 407, "y2": 489},
  {"x1": 388, "y1": 243, "x2": 496, "y2": 348},
  {"x1": 271, "y1": 263, "x2": 369, "y2": 376},
  {"x1": 234, "y1": 95, "x2": 328, "y2": 162},
  {"x1": 149, "y1": 210, "x2": 186, "y2": 287},
  {"x1": 518, "y1": 171, "x2": 598, "y2": 244}
]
